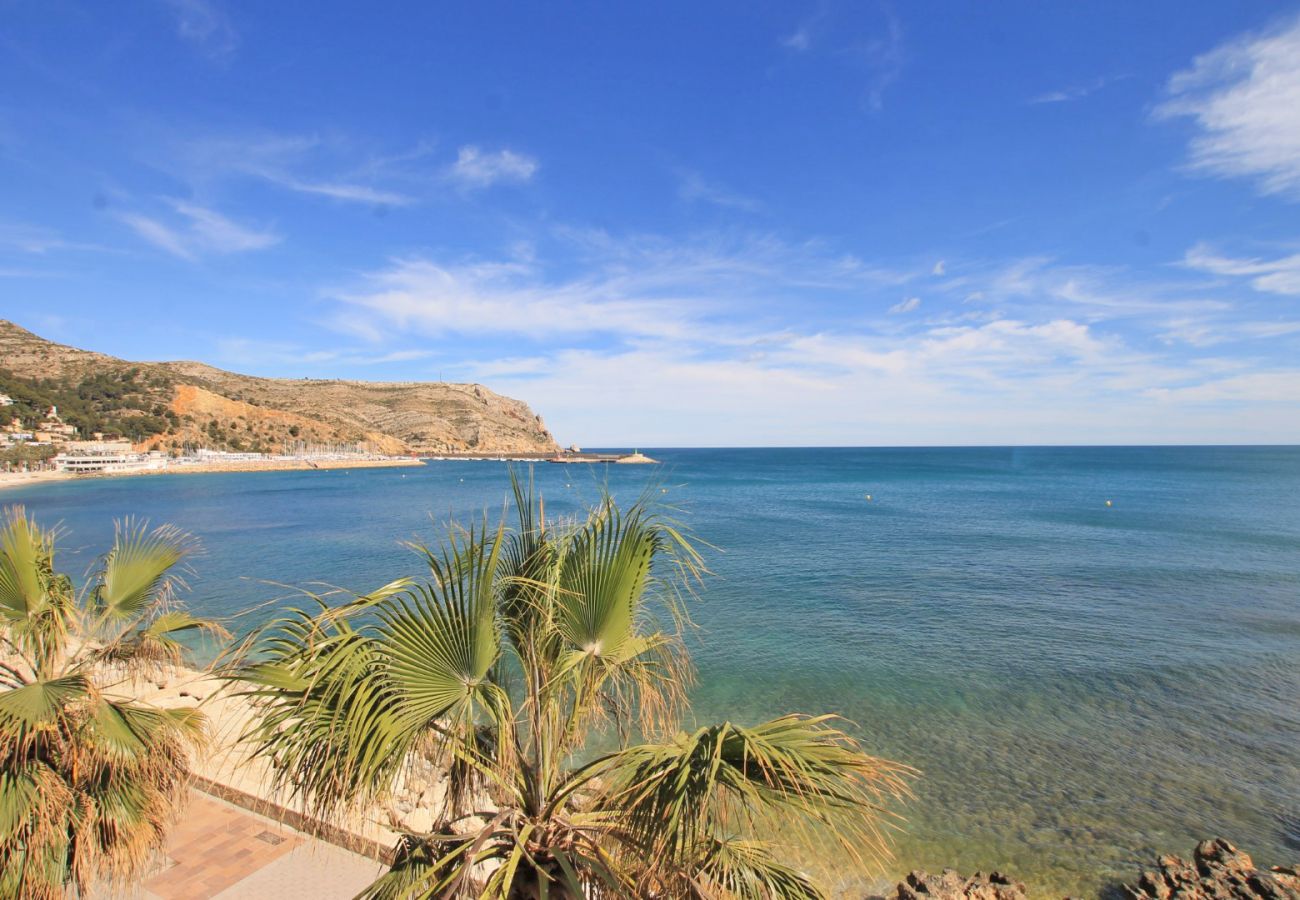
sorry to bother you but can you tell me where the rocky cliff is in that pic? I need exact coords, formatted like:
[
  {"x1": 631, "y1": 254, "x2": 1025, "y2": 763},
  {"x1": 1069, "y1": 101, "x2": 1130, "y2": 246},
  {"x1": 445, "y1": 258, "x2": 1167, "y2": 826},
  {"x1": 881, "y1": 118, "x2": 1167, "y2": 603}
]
[{"x1": 0, "y1": 320, "x2": 559, "y2": 455}]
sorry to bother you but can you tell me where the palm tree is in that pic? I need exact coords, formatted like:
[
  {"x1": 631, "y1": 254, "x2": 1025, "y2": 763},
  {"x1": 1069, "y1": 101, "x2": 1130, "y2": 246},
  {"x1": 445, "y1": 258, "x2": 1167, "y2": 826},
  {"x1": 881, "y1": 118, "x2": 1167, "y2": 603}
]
[
  {"x1": 0, "y1": 507, "x2": 223, "y2": 899},
  {"x1": 234, "y1": 477, "x2": 915, "y2": 898}
]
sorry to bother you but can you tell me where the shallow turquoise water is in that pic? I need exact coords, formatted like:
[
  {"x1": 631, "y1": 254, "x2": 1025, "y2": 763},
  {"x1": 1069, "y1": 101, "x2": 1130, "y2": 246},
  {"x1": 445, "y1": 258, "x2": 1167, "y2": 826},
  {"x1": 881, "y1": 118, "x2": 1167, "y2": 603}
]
[{"x1": 5, "y1": 447, "x2": 1298, "y2": 895}]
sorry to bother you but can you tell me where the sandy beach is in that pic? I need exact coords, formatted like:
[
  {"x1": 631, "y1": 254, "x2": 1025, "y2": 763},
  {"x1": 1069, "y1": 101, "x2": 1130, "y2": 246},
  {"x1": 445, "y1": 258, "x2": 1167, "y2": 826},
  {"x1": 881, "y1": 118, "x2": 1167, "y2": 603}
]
[{"x1": 0, "y1": 456, "x2": 425, "y2": 493}]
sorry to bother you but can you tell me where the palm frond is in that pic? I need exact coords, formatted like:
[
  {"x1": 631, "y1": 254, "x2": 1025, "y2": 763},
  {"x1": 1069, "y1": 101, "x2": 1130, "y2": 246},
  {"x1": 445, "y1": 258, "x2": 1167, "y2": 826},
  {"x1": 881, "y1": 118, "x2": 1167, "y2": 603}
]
[
  {"x1": 0, "y1": 507, "x2": 74, "y2": 675},
  {"x1": 99, "y1": 610, "x2": 231, "y2": 671},
  {"x1": 687, "y1": 836, "x2": 825, "y2": 900},
  {"x1": 590, "y1": 715, "x2": 916, "y2": 876},
  {"x1": 0, "y1": 675, "x2": 88, "y2": 740},
  {"x1": 233, "y1": 548, "x2": 512, "y2": 824},
  {"x1": 92, "y1": 519, "x2": 193, "y2": 628}
]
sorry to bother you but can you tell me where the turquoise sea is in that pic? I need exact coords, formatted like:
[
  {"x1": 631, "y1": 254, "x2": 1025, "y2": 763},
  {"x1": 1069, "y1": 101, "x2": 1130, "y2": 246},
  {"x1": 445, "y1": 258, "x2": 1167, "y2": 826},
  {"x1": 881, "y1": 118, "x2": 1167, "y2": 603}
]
[{"x1": 5, "y1": 447, "x2": 1298, "y2": 896}]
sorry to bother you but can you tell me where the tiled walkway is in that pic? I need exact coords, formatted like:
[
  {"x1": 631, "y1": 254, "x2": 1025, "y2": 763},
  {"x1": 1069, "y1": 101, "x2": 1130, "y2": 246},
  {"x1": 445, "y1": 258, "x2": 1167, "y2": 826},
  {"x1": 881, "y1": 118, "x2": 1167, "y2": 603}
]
[{"x1": 94, "y1": 792, "x2": 387, "y2": 899}]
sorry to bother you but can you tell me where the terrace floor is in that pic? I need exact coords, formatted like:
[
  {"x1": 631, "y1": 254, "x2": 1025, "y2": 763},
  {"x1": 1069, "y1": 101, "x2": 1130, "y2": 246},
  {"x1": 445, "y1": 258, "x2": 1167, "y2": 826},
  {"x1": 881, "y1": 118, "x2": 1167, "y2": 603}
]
[{"x1": 92, "y1": 792, "x2": 387, "y2": 899}]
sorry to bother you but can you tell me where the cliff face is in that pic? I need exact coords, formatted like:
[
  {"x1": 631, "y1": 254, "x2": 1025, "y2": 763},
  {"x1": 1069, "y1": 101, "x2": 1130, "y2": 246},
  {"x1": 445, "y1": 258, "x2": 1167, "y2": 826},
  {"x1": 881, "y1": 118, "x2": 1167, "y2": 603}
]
[{"x1": 0, "y1": 320, "x2": 560, "y2": 455}]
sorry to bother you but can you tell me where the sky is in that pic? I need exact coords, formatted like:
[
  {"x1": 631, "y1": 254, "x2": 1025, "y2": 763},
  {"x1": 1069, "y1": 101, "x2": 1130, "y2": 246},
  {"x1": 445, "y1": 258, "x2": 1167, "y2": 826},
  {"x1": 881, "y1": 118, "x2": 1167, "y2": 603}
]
[{"x1": 3, "y1": 1, "x2": 1300, "y2": 446}]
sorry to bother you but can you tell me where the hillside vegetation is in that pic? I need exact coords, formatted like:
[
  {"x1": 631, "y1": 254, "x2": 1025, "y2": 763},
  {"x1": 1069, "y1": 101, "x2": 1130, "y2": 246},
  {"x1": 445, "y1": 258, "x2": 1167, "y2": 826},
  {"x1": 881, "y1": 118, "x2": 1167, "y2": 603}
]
[{"x1": 0, "y1": 320, "x2": 559, "y2": 455}]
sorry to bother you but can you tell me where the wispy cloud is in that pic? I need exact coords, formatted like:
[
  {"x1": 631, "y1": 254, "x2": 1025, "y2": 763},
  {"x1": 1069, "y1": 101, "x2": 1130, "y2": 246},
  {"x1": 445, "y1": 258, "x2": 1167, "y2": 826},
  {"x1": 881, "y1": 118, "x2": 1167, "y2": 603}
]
[
  {"x1": 0, "y1": 222, "x2": 104, "y2": 255},
  {"x1": 163, "y1": 132, "x2": 536, "y2": 206},
  {"x1": 117, "y1": 199, "x2": 279, "y2": 260},
  {"x1": 677, "y1": 169, "x2": 761, "y2": 212},
  {"x1": 214, "y1": 337, "x2": 435, "y2": 370},
  {"x1": 857, "y1": 6, "x2": 905, "y2": 112},
  {"x1": 176, "y1": 134, "x2": 419, "y2": 206},
  {"x1": 264, "y1": 225, "x2": 1300, "y2": 443},
  {"x1": 328, "y1": 232, "x2": 919, "y2": 345},
  {"x1": 1028, "y1": 75, "x2": 1126, "y2": 105},
  {"x1": 1184, "y1": 242, "x2": 1300, "y2": 295},
  {"x1": 778, "y1": 4, "x2": 906, "y2": 113},
  {"x1": 161, "y1": 0, "x2": 237, "y2": 58},
  {"x1": 782, "y1": 27, "x2": 812, "y2": 52},
  {"x1": 780, "y1": 7, "x2": 826, "y2": 52},
  {"x1": 1155, "y1": 13, "x2": 1300, "y2": 200},
  {"x1": 445, "y1": 146, "x2": 539, "y2": 189}
]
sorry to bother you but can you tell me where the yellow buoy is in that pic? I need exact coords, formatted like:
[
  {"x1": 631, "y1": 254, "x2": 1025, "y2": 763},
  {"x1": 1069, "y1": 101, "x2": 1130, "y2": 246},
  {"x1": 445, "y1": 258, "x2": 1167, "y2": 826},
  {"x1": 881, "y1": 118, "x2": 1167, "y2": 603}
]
[
  {"x1": 1105, "y1": 499, "x2": 1113, "y2": 507},
  {"x1": 865, "y1": 494, "x2": 872, "y2": 501}
]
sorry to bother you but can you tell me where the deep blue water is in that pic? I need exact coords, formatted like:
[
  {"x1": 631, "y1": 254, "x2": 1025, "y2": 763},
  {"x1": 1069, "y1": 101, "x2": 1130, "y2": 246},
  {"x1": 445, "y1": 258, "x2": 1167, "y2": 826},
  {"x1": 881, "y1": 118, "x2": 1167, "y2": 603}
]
[{"x1": 5, "y1": 447, "x2": 1299, "y2": 895}]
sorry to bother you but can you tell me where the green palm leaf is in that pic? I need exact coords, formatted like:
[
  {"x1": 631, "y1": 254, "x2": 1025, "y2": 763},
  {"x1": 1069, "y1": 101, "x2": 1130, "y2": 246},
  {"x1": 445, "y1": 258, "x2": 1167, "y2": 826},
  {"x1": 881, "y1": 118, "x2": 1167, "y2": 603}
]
[
  {"x1": 0, "y1": 508, "x2": 74, "y2": 674},
  {"x1": 93, "y1": 519, "x2": 192, "y2": 625},
  {"x1": 0, "y1": 676, "x2": 88, "y2": 734},
  {"x1": 0, "y1": 507, "x2": 54, "y2": 621},
  {"x1": 382, "y1": 522, "x2": 505, "y2": 733},
  {"x1": 555, "y1": 501, "x2": 656, "y2": 660},
  {"x1": 591, "y1": 715, "x2": 915, "y2": 873}
]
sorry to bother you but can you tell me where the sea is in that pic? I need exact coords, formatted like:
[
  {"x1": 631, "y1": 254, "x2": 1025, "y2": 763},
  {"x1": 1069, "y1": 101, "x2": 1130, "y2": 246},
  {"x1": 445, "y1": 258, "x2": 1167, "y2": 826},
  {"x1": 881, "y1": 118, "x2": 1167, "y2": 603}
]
[{"x1": 4, "y1": 446, "x2": 1298, "y2": 897}]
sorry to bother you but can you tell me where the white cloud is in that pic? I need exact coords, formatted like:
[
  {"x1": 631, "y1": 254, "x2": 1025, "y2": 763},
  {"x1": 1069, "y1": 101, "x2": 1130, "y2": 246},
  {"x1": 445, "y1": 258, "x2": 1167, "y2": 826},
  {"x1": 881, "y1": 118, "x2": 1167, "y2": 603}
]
[
  {"x1": 446, "y1": 146, "x2": 539, "y2": 189},
  {"x1": 677, "y1": 170, "x2": 761, "y2": 212},
  {"x1": 117, "y1": 199, "x2": 279, "y2": 260},
  {"x1": 1183, "y1": 242, "x2": 1300, "y2": 295},
  {"x1": 0, "y1": 222, "x2": 103, "y2": 255},
  {"x1": 860, "y1": 9, "x2": 905, "y2": 112},
  {"x1": 329, "y1": 233, "x2": 919, "y2": 344},
  {"x1": 266, "y1": 177, "x2": 412, "y2": 206},
  {"x1": 1028, "y1": 75, "x2": 1125, "y2": 105},
  {"x1": 214, "y1": 337, "x2": 434, "y2": 369},
  {"x1": 781, "y1": 27, "x2": 811, "y2": 51},
  {"x1": 1158, "y1": 317, "x2": 1300, "y2": 347},
  {"x1": 1156, "y1": 14, "x2": 1300, "y2": 200},
  {"x1": 931, "y1": 260, "x2": 946, "y2": 276},
  {"x1": 778, "y1": 6, "x2": 904, "y2": 112},
  {"x1": 332, "y1": 257, "x2": 691, "y2": 341},
  {"x1": 889, "y1": 296, "x2": 921, "y2": 314},
  {"x1": 162, "y1": 0, "x2": 237, "y2": 58},
  {"x1": 318, "y1": 232, "x2": 1300, "y2": 445},
  {"x1": 176, "y1": 134, "x2": 417, "y2": 206},
  {"x1": 466, "y1": 322, "x2": 1299, "y2": 447}
]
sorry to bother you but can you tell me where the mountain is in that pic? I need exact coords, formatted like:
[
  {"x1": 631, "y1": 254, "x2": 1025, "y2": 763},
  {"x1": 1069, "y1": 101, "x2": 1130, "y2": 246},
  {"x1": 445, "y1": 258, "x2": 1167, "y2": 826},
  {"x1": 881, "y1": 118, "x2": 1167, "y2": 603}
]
[{"x1": 0, "y1": 320, "x2": 559, "y2": 455}]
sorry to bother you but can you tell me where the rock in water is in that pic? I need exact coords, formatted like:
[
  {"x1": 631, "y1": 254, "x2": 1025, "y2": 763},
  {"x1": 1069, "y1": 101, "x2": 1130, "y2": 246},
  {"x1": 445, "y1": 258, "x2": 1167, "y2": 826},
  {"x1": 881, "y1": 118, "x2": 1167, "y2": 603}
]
[
  {"x1": 895, "y1": 869, "x2": 1027, "y2": 900},
  {"x1": 1121, "y1": 838, "x2": 1300, "y2": 900}
]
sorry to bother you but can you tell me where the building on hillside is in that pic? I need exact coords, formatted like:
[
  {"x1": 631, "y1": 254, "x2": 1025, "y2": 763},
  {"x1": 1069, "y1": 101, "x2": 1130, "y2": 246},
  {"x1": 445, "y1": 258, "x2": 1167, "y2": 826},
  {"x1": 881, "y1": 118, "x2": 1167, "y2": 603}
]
[
  {"x1": 34, "y1": 405, "x2": 77, "y2": 442},
  {"x1": 0, "y1": 393, "x2": 13, "y2": 407},
  {"x1": 2, "y1": 417, "x2": 34, "y2": 444}
]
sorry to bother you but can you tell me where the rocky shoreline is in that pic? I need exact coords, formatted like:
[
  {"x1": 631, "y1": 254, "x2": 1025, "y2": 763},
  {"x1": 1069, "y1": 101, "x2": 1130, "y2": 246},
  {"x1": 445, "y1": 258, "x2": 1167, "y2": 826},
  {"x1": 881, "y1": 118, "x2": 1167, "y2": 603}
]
[{"x1": 889, "y1": 840, "x2": 1299, "y2": 900}]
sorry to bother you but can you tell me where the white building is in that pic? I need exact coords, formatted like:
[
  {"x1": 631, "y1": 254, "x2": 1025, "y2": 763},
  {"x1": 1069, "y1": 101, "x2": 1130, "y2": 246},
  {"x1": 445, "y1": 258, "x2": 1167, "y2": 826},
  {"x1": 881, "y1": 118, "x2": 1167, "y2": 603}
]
[{"x1": 53, "y1": 449, "x2": 166, "y2": 474}]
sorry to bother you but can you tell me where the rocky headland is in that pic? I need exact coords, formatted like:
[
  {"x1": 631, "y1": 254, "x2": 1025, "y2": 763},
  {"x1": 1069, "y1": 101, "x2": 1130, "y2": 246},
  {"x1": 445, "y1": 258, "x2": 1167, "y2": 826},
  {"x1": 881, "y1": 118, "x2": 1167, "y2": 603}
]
[{"x1": 0, "y1": 319, "x2": 560, "y2": 456}]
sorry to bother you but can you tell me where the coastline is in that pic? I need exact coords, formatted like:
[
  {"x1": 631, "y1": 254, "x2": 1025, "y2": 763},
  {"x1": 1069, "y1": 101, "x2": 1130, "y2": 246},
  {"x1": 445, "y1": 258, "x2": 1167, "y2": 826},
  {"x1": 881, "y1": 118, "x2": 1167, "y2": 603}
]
[{"x1": 0, "y1": 456, "x2": 425, "y2": 492}]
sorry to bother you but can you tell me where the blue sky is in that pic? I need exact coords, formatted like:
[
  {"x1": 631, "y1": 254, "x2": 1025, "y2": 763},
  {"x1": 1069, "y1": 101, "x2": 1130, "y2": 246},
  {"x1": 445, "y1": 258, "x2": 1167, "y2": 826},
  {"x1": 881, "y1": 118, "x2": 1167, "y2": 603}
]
[{"x1": 3, "y1": 1, "x2": 1300, "y2": 445}]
